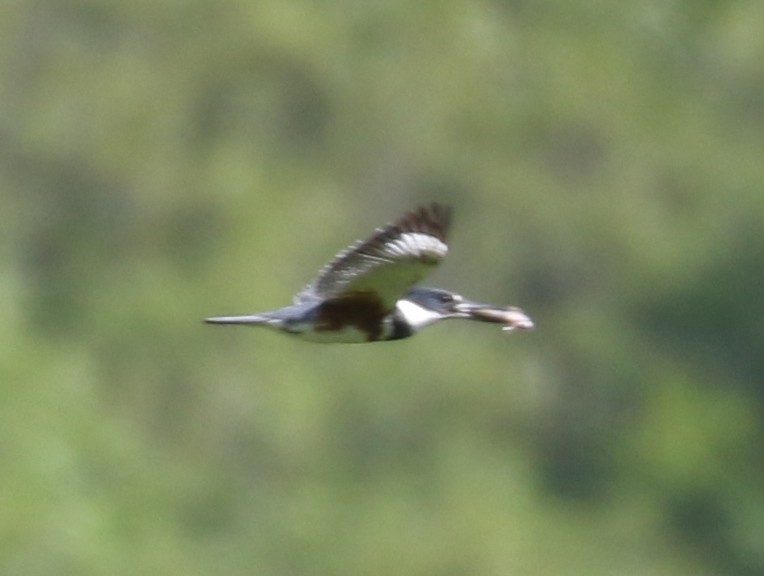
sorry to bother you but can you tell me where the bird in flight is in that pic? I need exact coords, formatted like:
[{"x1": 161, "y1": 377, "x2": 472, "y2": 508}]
[{"x1": 206, "y1": 203, "x2": 533, "y2": 343}]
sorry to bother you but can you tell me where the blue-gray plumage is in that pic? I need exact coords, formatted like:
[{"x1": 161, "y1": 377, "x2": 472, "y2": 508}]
[{"x1": 205, "y1": 203, "x2": 533, "y2": 343}]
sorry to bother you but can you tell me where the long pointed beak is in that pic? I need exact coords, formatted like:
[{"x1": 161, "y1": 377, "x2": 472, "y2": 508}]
[{"x1": 453, "y1": 301, "x2": 534, "y2": 332}]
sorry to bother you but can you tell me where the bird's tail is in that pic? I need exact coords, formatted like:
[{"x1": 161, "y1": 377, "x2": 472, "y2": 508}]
[{"x1": 204, "y1": 314, "x2": 274, "y2": 326}]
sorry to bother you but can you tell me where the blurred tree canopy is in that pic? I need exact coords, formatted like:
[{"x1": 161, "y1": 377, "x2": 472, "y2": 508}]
[{"x1": 2, "y1": 1, "x2": 763, "y2": 575}]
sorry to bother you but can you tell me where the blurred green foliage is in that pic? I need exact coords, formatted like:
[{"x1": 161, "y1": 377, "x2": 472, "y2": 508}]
[{"x1": 2, "y1": 0, "x2": 764, "y2": 574}]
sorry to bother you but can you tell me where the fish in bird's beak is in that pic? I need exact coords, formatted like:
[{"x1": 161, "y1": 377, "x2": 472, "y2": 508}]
[{"x1": 453, "y1": 301, "x2": 534, "y2": 332}]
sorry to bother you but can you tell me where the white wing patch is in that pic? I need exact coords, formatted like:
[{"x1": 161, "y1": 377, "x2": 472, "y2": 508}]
[{"x1": 379, "y1": 232, "x2": 448, "y2": 261}]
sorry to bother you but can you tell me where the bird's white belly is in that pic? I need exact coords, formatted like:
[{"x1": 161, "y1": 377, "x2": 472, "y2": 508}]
[
  {"x1": 281, "y1": 314, "x2": 396, "y2": 343},
  {"x1": 293, "y1": 325, "x2": 375, "y2": 343}
]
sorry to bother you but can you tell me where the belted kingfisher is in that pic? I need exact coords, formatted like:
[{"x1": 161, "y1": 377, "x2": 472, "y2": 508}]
[{"x1": 206, "y1": 203, "x2": 533, "y2": 343}]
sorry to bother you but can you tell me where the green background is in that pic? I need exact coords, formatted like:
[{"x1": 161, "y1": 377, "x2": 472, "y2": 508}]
[{"x1": 3, "y1": 1, "x2": 763, "y2": 574}]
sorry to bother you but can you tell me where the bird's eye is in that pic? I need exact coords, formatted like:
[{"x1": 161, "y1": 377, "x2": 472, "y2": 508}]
[{"x1": 439, "y1": 293, "x2": 453, "y2": 303}]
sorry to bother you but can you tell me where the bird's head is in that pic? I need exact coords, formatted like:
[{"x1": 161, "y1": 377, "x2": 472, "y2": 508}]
[{"x1": 397, "y1": 287, "x2": 534, "y2": 333}]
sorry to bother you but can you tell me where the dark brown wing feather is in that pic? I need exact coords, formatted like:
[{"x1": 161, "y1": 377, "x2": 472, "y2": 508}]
[{"x1": 296, "y1": 203, "x2": 452, "y2": 310}]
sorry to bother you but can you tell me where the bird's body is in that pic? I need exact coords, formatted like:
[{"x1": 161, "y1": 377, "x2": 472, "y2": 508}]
[{"x1": 206, "y1": 203, "x2": 533, "y2": 342}]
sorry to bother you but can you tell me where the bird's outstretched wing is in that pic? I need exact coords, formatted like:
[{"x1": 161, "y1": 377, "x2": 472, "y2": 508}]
[{"x1": 296, "y1": 203, "x2": 452, "y2": 310}]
